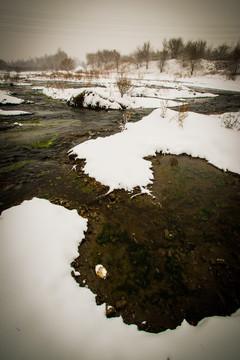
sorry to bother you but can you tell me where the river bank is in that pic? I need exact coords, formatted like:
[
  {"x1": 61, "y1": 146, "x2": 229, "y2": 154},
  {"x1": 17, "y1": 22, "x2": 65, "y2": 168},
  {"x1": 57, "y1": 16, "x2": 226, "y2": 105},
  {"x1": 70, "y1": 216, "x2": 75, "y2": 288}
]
[{"x1": 0, "y1": 80, "x2": 240, "y2": 334}]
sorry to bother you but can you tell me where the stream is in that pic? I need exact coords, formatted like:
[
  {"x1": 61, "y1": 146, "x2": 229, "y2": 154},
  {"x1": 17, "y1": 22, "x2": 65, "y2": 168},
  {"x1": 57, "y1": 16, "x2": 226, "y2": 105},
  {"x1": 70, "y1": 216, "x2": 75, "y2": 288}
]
[{"x1": 0, "y1": 82, "x2": 240, "y2": 333}]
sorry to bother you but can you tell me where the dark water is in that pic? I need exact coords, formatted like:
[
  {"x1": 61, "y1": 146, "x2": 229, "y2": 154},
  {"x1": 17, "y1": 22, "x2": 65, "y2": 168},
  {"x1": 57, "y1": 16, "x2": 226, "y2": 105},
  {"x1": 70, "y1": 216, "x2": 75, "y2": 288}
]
[
  {"x1": 1, "y1": 82, "x2": 240, "y2": 333},
  {"x1": 0, "y1": 83, "x2": 151, "y2": 212},
  {"x1": 72, "y1": 154, "x2": 240, "y2": 333}
]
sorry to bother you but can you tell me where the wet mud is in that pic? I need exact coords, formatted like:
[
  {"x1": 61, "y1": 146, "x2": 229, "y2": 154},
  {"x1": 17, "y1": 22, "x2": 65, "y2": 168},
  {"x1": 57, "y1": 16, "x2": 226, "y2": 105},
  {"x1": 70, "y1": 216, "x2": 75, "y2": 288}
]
[{"x1": 1, "y1": 82, "x2": 240, "y2": 333}]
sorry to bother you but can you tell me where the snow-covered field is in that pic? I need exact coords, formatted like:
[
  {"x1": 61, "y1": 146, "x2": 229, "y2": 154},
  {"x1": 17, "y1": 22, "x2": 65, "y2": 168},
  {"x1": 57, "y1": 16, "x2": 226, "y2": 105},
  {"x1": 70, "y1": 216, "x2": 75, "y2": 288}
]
[{"x1": 0, "y1": 61, "x2": 240, "y2": 359}]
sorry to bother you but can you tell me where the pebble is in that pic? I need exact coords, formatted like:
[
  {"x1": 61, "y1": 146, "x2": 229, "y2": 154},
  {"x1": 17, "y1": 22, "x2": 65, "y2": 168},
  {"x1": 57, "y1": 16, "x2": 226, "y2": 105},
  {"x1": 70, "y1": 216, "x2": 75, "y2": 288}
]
[
  {"x1": 106, "y1": 306, "x2": 116, "y2": 318},
  {"x1": 115, "y1": 300, "x2": 128, "y2": 310}
]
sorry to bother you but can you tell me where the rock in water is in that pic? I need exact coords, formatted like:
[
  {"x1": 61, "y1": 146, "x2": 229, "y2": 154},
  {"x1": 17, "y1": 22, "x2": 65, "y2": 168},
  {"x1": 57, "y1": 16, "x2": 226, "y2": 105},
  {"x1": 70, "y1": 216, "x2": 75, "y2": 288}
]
[{"x1": 95, "y1": 264, "x2": 107, "y2": 279}]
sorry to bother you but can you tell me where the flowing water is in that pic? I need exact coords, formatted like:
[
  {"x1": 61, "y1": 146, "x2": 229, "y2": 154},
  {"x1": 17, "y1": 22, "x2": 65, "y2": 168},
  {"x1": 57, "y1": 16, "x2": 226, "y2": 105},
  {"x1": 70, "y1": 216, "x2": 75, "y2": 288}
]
[{"x1": 1, "y1": 82, "x2": 240, "y2": 333}]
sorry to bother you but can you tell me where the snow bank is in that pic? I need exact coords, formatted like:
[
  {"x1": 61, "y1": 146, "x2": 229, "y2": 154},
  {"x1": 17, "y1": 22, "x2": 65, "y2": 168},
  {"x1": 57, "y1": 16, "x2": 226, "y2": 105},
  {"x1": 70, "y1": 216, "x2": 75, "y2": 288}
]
[
  {"x1": 131, "y1": 84, "x2": 216, "y2": 100},
  {"x1": 39, "y1": 81, "x2": 216, "y2": 110},
  {"x1": 0, "y1": 90, "x2": 24, "y2": 105},
  {"x1": 41, "y1": 86, "x2": 162, "y2": 109},
  {"x1": 0, "y1": 109, "x2": 30, "y2": 116},
  {"x1": 0, "y1": 198, "x2": 239, "y2": 360},
  {"x1": 69, "y1": 109, "x2": 240, "y2": 192},
  {"x1": 180, "y1": 76, "x2": 240, "y2": 93}
]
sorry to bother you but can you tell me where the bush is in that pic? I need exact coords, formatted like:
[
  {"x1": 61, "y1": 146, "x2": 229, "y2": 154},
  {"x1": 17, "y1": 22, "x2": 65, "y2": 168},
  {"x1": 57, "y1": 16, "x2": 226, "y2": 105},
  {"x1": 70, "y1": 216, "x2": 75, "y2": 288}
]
[
  {"x1": 116, "y1": 75, "x2": 132, "y2": 97},
  {"x1": 68, "y1": 92, "x2": 85, "y2": 107},
  {"x1": 170, "y1": 104, "x2": 189, "y2": 128},
  {"x1": 220, "y1": 113, "x2": 240, "y2": 130}
]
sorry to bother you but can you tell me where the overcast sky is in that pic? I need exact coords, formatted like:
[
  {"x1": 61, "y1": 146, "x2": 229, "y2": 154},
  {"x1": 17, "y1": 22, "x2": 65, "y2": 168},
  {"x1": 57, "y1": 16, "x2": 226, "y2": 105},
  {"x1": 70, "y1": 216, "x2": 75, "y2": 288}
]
[{"x1": 0, "y1": 0, "x2": 239, "y2": 62}]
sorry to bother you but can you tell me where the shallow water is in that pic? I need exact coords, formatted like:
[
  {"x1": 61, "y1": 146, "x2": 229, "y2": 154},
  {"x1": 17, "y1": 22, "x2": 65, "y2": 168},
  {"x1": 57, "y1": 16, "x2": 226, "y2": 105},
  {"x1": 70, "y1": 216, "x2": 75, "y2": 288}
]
[
  {"x1": 72, "y1": 154, "x2": 240, "y2": 332},
  {"x1": 0, "y1": 83, "x2": 151, "y2": 212},
  {"x1": 1, "y1": 82, "x2": 240, "y2": 333}
]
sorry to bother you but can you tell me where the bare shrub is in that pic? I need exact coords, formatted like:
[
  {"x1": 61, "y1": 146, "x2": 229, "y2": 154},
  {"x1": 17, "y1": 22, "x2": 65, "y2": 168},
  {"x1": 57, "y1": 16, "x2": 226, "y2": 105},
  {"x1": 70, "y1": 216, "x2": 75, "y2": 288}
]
[
  {"x1": 68, "y1": 92, "x2": 85, "y2": 107},
  {"x1": 84, "y1": 69, "x2": 100, "y2": 84},
  {"x1": 47, "y1": 80, "x2": 66, "y2": 90},
  {"x1": 170, "y1": 104, "x2": 189, "y2": 128},
  {"x1": 59, "y1": 57, "x2": 75, "y2": 72},
  {"x1": 161, "y1": 100, "x2": 168, "y2": 118},
  {"x1": 177, "y1": 104, "x2": 189, "y2": 127},
  {"x1": 220, "y1": 113, "x2": 240, "y2": 130},
  {"x1": 1, "y1": 71, "x2": 20, "y2": 84},
  {"x1": 116, "y1": 67, "x2": 132, "y2": 97},
  {"x1": 118, "y1": 109, "x2": 132, "y2": 131}
]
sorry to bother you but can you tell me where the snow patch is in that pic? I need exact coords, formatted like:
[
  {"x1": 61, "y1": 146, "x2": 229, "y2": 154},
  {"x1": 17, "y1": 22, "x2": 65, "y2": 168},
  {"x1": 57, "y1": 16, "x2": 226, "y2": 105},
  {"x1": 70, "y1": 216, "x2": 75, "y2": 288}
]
[
  {"x1": 0, "y1": 109, "x2": 30, "y2": 116},
  {"x1": 0, "y1": 90, "x2": 25, "y2": 105},
  {"x1": 69, "y1": 108, "x2": 240, "y2": 193}
]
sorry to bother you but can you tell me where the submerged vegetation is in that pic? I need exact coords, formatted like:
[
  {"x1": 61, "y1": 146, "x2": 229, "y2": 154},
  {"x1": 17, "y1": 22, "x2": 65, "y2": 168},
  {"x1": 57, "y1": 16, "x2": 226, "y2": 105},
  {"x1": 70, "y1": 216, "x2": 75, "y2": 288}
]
[
  {"x1": 0, "y1": 160, "x2": 32, "y2": 175},
  {"x1": 72, "y1": 154, "x2": 240, "y2": 333}
]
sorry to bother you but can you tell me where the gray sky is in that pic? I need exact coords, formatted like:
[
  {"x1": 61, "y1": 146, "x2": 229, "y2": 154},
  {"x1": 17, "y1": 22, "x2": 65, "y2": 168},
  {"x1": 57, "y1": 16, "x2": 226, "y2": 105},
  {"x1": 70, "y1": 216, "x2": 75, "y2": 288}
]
[{"x1": 0, "y1": 0, "x2": 239, "y2": 62}]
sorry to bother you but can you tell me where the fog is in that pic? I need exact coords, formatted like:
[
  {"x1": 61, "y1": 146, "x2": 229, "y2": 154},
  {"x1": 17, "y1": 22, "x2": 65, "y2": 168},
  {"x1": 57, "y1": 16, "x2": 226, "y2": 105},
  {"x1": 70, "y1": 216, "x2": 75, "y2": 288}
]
[{"x1": 0, "y1": 0, "x2": 239, "y2": 61}]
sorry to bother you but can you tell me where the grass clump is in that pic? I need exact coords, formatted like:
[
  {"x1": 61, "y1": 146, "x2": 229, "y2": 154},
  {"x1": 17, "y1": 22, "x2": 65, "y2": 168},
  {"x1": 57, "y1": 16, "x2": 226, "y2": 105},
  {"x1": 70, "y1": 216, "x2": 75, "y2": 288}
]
[
  {"x1": 0, "y1": 160, "x2": 32, "y2": 175},
  {"x1": 29, "y1": 135, "x2": 57, "y2": 148}
]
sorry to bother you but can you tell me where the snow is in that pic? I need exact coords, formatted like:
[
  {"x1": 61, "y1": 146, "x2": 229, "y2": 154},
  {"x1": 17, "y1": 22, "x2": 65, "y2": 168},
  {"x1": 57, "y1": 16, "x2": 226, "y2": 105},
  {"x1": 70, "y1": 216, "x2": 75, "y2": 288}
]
[
  {"x1": 179, "y1": 77, "x2": 240, "y2": 93},
  {"x1": 0, "y1": 198, "x2": 240, "y2": 360},
  {"x1": 1, "y1": 60, "x2": 240, "y2": 359},
  {"x1": 75, "y1": 64, "x2": 84, "y2": 72},
  {"x1": 40, "y1": 85, "x2": 161, "y2": 109},
  {"x1": 130, "y1": 84, "x2": 216, "y2": 100},
  {"x1": 0, "y1": 109, "x2": 30, "y2": 116},
  {"x1": 39, "y1": 83, "x2": 215, "y2": 110},
  {"x1": 30, "y1": 58, "x2": 240, "y2": 110},
  {"x1": 0, "y1": 90, "x2": 24, "y2": 105},
  {"x1": 95, "y1": 264, "x2": 108, "y2": 279},
  {"x1": 69, "y1": 108, "x2": 240, "y2": 193}
]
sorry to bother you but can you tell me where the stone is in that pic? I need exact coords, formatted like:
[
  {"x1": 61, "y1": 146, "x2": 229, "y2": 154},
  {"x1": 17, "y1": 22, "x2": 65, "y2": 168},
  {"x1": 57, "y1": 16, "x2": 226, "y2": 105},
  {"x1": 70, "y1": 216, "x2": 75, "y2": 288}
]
[
  {"x1": 106, "y1": 306, "x2": 116, "y2": 318},
  {"x1": 95, "y1": 295, "x2": 105, "y2": 306},
  {"x1": 95, "y1": 264, "x2": 107, "y2": 279},
  {"x1": 109, "y1": 193, "x2": 116, "y2": 202},
  {"x1": 115, "y1": 300, "x2": 128, "y2": 310}
]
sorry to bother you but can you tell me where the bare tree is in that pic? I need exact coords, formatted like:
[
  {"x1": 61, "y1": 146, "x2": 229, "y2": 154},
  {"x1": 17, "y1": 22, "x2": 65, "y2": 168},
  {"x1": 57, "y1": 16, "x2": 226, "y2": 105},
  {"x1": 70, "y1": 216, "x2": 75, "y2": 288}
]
[
  {"x1": 214, "y1": 43, "x2": 231, "y2": 60},
  {"x1": 228, "y1": 42, "x2": 240, "y2": 80},
  {"x1": 133, "y1": 42, "x2": 151, "y2": 69},
  {"x1": 59, "y1": 57, "x2": 75, "y2": 72},
  {"x1": 142, "y1": 41, "x2": 151, "y2": 69},
  {"x1": 86, "y1": 49, "x2": 121, "y2": 70},
  {"x1": 168, "y1": 38, "x2": 184, "y2": 59},
  {"x1": 113, "y1": 49, "x2": 121, "y2": 71},
  {"x1": 184, "y1": 40, "x2": 206, "y2": 75},
  {"x1": 133, "y1": 47, "x2": 144, "y2": 69},
  {"x1": 158, "y1": 39, "x2": 168, "y2": 72}
]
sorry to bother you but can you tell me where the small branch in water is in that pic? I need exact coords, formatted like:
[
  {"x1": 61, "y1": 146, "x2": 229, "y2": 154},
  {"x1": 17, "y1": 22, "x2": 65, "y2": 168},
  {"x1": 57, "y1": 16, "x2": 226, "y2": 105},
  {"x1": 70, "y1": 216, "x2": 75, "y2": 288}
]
[{"x1": 130, "y1": 192, "x2": 143, "y2": 199}]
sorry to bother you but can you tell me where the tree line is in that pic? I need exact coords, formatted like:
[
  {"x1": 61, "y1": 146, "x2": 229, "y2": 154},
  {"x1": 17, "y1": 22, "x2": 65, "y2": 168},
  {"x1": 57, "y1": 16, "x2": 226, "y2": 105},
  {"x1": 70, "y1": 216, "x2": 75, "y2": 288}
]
[
  {"x1": 0, "y1": 38, "x2": 239, "y2": 78},
  {"x1": 86, "y1": 38, "x2": 240, "y2": 78},
  {"x1": 0, "y1": 48, "x2": 76, "y2": 72}
]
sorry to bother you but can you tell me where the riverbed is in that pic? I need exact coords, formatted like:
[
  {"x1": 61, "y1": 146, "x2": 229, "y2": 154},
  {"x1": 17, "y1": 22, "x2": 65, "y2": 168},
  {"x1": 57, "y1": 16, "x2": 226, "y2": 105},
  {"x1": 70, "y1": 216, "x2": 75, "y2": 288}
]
[{"x1": 0, "y1": 81, "x2": 240, "y2": 333}]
